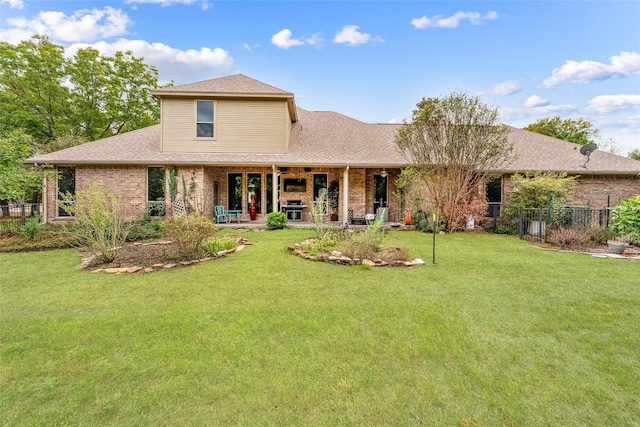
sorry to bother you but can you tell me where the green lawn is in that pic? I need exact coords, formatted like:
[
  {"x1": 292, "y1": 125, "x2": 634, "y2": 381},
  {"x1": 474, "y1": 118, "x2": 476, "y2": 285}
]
[{"x1": 1, "y1": 230, "x2": 639, "y2": 426}]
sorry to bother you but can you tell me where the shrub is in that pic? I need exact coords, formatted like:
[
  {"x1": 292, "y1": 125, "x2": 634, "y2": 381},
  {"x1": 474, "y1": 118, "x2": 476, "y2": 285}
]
[
  {"x1": 202, "y1": 236, "x2": 237, "y2": 256},
  {"x1": 59, "y1": 182, "x2": 133, "y2": 263},
  {"x1": 586, "y1": 226, "x2": 613, "y2": 245},
  {"x1": 21, "y1": 218, "x2": 42, "y2": 240},
  {"x1": 339, "y1": 217, "x2": 385, "y2": 260},
  {"x1": 266, "y1": 211, "x2": 288, "y2": 230},
  {"x1": 546, "y1": 226, "x2": 592, "y2": 250},
  {"x1": 160, "y1": 212, "x2": 218, "y2": 259},
  {"x1": 309, "y1": 197, "x2": 328, "y2": 239},
  {"x1": 609, "y1": 195, "x2": 640, "y2": 243},
  {"x1": 506, "y1": 171, "x2": 577, "y2": 214},
  {"x1": 127, "y1": 218, "x2": 162, "y2": 241}
]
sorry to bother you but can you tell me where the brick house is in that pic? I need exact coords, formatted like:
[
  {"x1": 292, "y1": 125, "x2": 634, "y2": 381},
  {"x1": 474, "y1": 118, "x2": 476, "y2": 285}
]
[{"x1": 26, "y1": 74, "x2": 640, "y2": 225}]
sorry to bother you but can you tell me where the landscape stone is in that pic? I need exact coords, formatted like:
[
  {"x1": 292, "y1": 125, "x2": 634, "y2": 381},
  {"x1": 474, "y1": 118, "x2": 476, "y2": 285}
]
[
  {"x1": 163, "y1": 263, "x2": 177, "y2": 269},
  {"x1": 127, "y1": 266, "x2": 142, "y2": 273}
]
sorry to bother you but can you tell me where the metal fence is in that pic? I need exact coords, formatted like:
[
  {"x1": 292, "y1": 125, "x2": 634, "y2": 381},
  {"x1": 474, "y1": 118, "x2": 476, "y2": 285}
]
[
  {"x1": 482, "y1": 205, "x2": 610, "y2": 241},
  {"x1": 0, "y1": 203, "x2": 43, "y2": 232}
]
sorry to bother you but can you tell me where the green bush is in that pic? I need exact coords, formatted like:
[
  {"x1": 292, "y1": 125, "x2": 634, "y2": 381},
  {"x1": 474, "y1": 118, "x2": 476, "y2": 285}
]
[
  {"x1": 20, "y1": 218, "x2": 42, "y2": 240},
  {"x1": 339, "y1": 217, "x2": 385, "y2": 260},
  {"x1": 127, "y1": 218, "x2": 163, "y2": 241},
  {"x1": 202, "y1": 236, "x2": 237, "y2": 256},
  {"x1": 609, "y1": 195, "x2": 640, "y2": 243},
  {"x1": 586, "y1": 226, "x2": 613, "y2": 245},
  {"x1": 505, "y1": 171, "x2": 577, "y2": 214},
  {"x1": 266, "y1": 211, "x2": 288, "y2": 230},
  {"x1": 160, "y1": 212, "x2": 217, "y2": 259},
  {"x1": 59, "y1": 182, "x2": 133, "y2": 263}
]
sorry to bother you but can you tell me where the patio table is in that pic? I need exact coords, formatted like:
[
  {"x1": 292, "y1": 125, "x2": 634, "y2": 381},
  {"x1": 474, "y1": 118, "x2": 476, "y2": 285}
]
[{"x1": 227, "y1": 210, "x2": 242, "y2": 223}]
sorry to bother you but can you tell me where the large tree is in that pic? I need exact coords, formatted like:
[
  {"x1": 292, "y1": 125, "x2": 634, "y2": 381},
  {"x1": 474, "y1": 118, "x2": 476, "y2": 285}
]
[
  {"x1": 394, "y1": 92, "x2": 514, "y2": 231},
  {"x1": 523, "y1": 116, "x2": 600, "y2": 146},
  {"x1": 628, "y1": 149, "x2": 640, "y2": 161},
  {"x1": 0, "y1": 130, "x2": 52, "y2": 203},
  {"x1": 0, "y1": 35, "x2": 163, "y2": 149}
]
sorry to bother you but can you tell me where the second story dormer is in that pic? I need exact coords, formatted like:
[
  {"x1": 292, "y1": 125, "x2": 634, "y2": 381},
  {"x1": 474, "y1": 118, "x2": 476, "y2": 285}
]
[{"x1": 152, "y1": 74, "x2": 297, "y2": 154}]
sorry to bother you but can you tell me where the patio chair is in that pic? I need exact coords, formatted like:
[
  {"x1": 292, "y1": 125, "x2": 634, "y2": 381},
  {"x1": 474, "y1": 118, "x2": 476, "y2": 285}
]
[{"x1": 214, "y1": 205, "x2": 230, "y2": 223}]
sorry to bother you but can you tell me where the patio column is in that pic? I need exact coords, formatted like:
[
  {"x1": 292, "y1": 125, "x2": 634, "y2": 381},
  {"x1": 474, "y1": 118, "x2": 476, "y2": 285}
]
[
  {"x1": 342, "y1": 166, "x2": 349, "y2": 226},
  {"x1": 271, "y1": 165, "x2": 279, "y2": 213}
]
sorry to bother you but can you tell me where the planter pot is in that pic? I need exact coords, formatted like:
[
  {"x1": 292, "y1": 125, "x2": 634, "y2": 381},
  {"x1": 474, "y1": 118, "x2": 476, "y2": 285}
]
[
  {"x1": 528, "y1": 220, "x2": 546, "y2": 235},
  {"x1": 405, "y1": 212, "x2": 412, "y2": 225},
  {"x1": 249, "y1": 206, "x2": 257, "y2": 221},
  {"x1": 330, "y1": 213, "x2": 338, "y2": 221},
  {"x1": 607, "y1": 240, "x2": 627, "y2": 254}
]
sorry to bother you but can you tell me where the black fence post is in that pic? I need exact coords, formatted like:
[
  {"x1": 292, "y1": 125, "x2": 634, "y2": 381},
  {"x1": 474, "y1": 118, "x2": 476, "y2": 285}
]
[{"x1": 518, "y1": 207, "x2": 524, "y2": 240}]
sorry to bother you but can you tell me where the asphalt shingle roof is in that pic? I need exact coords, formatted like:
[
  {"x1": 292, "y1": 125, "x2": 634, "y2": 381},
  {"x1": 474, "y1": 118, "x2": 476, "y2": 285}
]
[
  {"x1": 27, "y1": 70, "x2": 640, "y2": 175},
  {"x1": 152, "y1": 74, "x2": 291, "y2": 96}
]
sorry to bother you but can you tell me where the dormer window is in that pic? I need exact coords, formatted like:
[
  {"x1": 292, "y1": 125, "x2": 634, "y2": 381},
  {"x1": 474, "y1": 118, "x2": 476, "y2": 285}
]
[{"x1": 196, "y1": 100, "x2": 214, "y2": 138}]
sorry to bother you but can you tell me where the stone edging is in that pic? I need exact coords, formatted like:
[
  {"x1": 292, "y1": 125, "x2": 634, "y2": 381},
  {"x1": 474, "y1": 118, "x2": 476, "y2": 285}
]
[
  {"x1": 287, "y1": 241, "x2": 424, "y2": 267},
  {"x1": 86, "y1": 237, "x2": 251, "y2": 274}
]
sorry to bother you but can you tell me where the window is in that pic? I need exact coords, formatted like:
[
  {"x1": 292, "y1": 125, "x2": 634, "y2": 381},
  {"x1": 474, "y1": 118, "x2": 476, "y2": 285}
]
[
  {"x1": 147, "y1": 167, "x2": 166, "y2": 216},
  {"x1": 228, "y1": 173, "x2": 243, "y2": 211},
  {"x1": 196, "y1": 100, "x2": 214, "y2": 138},
  {"x1": 57, "y1": 166, "x2": 75, "y2": 217}
]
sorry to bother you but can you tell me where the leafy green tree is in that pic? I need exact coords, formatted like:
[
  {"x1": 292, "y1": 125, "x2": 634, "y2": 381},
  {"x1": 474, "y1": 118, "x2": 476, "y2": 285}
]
[
  {"x1": 0, "y1": 130, "x2": 51, "y2": 202},
  {"x1": 394, "y1": 91, "x2": 513, "y2": 231},
  {"x1": 628, "y1": 149, "x2": 640, "y2": 161},
  {"x1": 0, "y1": 35, "x2": 163, "y2": 146},
  {"x1": 0, "y1": 35, "x2": 71, "y2": 144},
  {"x1": 523, "y1": 116, "x2": 600, "y2": 146}
]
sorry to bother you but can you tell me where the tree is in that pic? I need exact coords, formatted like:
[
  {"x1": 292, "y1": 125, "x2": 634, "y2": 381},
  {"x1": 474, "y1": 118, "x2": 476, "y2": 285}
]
[
  {"x1": 0, "y1": 130, "x2": 51, "y2": 202},
  {"x1": 394, "y1": 91, "x2": 514, "y2": 231},
  {"x1": 523, "y1": 116, "x2": 600, "y2": 146},
  {"x1": 628, "y1": 149, "x2": 640, "y2": 161},
  {"x1": 0, "y1": 35, "x2": 164, "y2": 146}
]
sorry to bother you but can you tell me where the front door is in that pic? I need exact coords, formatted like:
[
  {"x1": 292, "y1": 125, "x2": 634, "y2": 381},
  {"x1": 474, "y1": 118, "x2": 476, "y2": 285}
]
[{"x1": 373, "y1": 174, "x2": 387, "y2": 213}]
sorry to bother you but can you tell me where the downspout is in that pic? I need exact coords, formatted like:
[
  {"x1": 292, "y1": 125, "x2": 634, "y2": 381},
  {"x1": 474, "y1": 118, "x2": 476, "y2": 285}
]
[
  {"x1": 272, "y1": 165, "x2": 279, "y2": 213},
  {"x1": 42, "y1": 177, "x2": 47, "y2": 224},
  {"x1": 342, "y1": 166, "x2": 349, "y2": 226}
]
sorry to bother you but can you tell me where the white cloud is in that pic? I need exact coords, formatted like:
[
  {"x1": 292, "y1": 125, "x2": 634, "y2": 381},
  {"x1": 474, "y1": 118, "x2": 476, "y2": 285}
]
[
  {"x1": 333, "y1": 25, "x2": 382, "y2": 46},
  {"x1": 524, "y1": 95, "x2": 549, "y2": 108},
  {"x1": 487, "y1": 80, "x2": 521, "y2": 95},
  {"x1": 305, "y1": 33, "x2": 324, "y2": 47},
  {"x1": 271, "y1": 29, "x2": 305, "y2": 49},
  {"x1": 1, "y1": 7, "x2": 131, "y2": 43},
  {"x1": 411, "y1": 11, "x2": 498, "y2": 29},
  {"x1": 1, "y1": 0, "x2": 24, "y2": 9},
  {"x1": 67, "y1": 39, "x2": 233, "y2": 83},
  {"x1": 542, "y1": 51, "x2": 640, "y2": 87},
  {"x1": 125, "y1": 0, "x2": 211, "y2": 9},
  {"x1": 587, "y1": 94, "x2": 640, "y2": 114},
  {"x1": 271, "y1": 29, "x2": 324, "y2": 49},
  {"x1": 500, "y1": 103, "x2": 578, "y2": 121},
  {"x1": 243, "y1": 43, "x2": 259, "y2": 52},
  {"x1": 388, "y1": 117, "x2": 405, "y2": 124}
]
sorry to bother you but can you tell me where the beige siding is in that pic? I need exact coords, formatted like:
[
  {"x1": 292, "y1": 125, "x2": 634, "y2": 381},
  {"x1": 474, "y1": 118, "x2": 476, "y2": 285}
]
[{"x1": 161, "y1": 98, "x2": 289, "y2": 154}]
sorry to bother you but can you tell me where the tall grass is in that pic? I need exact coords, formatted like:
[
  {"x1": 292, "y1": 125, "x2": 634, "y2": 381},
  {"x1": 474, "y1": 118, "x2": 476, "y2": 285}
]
[{"x1": 1, "y1": 231, "x2": 639, "y2": 425}]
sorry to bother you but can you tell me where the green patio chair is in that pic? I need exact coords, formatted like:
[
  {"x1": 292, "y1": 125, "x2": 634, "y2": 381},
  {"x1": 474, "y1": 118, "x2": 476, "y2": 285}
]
[{"x1": 214, "y1": 205, "x2": 230, "y2": 223}]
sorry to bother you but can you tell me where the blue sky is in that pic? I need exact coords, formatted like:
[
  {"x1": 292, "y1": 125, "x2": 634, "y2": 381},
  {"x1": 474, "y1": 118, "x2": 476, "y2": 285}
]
[{"x1": 1, "y1": 0, "x2": 639, "y2": 155}]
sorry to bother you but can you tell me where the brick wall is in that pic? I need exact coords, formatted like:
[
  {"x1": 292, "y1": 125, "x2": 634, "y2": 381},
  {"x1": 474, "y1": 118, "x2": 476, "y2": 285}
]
[{"x1": 502, "y1": 173, "x2": 640, "y2": 208}]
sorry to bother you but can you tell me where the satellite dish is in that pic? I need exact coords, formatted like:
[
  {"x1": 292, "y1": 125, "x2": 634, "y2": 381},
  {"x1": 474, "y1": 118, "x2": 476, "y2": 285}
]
[
  {"x1": 580, "y1": 143, "x2": 598, "y2": 156},
  {"x1": 579, "y1": 143, "x2": 597, "y2": 168}
]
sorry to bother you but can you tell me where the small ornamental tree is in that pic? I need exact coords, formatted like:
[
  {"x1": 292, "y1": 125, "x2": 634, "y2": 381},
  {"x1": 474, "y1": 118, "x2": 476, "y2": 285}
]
[
  {"x1": 394, "y1": 91, "x2": 514, "y2": 231},
  {"x1": 59, "y1": 182, "x2": 133, "y2": 263},
  {"x1": 506, "y1": 171, "x2": 577, "y2": 212}
]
